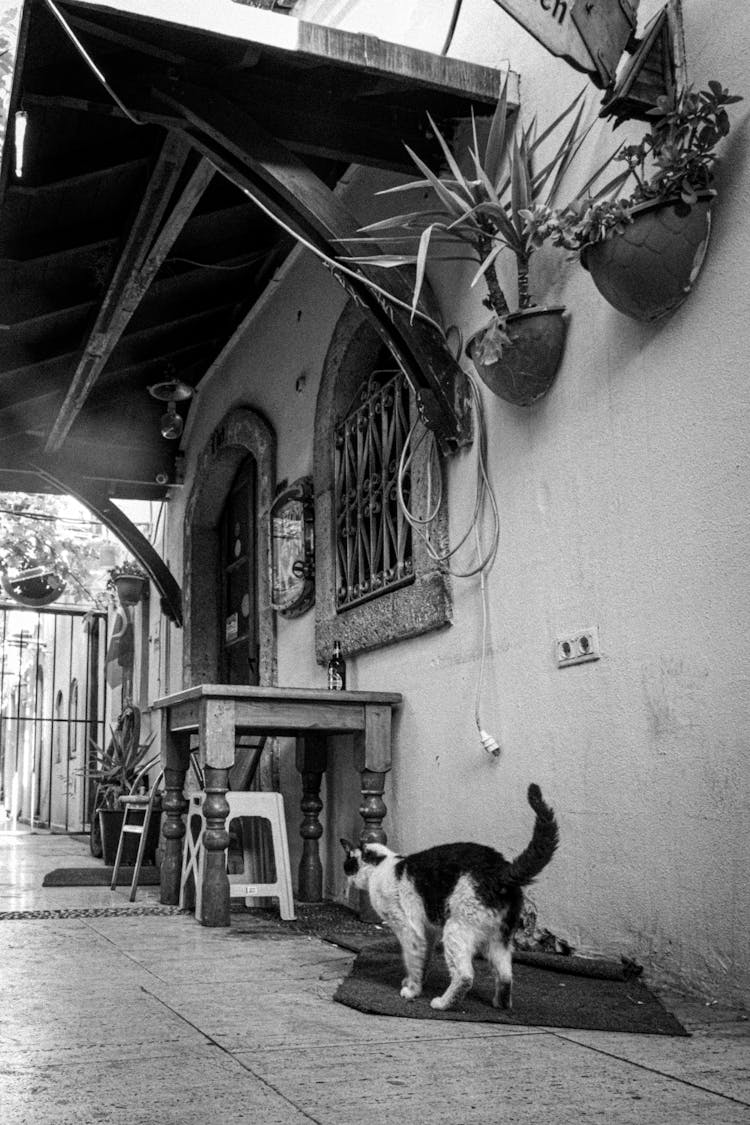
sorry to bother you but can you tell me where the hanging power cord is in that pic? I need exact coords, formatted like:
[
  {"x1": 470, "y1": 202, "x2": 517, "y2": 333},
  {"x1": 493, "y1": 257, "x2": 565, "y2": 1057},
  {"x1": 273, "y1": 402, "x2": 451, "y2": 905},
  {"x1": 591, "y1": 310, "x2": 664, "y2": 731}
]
[
  {"x1": 42, "y1": 0, "x2": 146, "y2": 126},
  {"x1": 397, "y1": 372, "x2": 502, "y2": 758}
]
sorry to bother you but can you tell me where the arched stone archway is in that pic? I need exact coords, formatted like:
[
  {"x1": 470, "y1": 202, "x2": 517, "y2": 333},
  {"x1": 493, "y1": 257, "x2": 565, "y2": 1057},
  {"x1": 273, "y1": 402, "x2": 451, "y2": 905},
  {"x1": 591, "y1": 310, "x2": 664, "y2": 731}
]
[{"x1": 183, "y1": 407, "x2": 276, "y2": 690}]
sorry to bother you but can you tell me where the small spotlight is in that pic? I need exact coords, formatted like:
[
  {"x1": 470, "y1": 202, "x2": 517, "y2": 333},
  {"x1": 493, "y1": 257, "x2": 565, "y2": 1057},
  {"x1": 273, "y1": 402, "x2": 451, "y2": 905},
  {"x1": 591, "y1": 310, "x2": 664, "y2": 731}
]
[
  {"x1": 160, "y1": 402, "x2": 183, "y2": 440},
  {"x1": 148, "y1": 377, "x2": 194, "y2": 441}
]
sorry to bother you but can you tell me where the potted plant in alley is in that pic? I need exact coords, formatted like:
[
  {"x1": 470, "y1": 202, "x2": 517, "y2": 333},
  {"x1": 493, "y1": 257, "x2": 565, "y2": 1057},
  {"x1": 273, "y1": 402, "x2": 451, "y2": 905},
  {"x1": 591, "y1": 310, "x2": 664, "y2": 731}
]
[
  {"x1": 84, "y1": 704, "x2": 158, "y2": 864},
  {"x1": 532, "y1": 81, "x2": 742, "y2": 322},
  {"x1": 108, "y1": 560, "x2": 148, "y2": 607},
  {"x1": 347, "y1": 79, "x2": 626, "y2": 406}
]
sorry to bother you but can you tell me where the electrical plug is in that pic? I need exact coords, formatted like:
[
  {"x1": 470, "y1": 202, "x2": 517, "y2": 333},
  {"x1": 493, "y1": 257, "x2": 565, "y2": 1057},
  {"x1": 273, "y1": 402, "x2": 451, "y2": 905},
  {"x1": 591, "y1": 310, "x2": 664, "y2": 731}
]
[{"x1": 479, "y1": 729, "x2": 501, "y2": 758}]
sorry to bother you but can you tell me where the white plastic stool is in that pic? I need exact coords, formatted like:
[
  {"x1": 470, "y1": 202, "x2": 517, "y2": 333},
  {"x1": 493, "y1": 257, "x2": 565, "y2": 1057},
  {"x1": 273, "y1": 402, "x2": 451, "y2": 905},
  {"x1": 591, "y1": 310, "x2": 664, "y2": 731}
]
[{"x1": 180, "y1": 791, "x2": 296, "y2": 921}]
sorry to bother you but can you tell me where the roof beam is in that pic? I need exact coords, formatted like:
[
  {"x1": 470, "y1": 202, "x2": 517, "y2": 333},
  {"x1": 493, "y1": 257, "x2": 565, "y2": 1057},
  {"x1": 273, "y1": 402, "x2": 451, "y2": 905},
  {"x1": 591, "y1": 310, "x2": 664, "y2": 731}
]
[
  {"x1": 30, "y1": 460, "x2": 183, "y2": 625},
  {"x1": 154, "y1": 79, "x2": 470, "y2": 452},
  {"x1": 44, "y1": 132, "x2": 214, "y2": 453}
]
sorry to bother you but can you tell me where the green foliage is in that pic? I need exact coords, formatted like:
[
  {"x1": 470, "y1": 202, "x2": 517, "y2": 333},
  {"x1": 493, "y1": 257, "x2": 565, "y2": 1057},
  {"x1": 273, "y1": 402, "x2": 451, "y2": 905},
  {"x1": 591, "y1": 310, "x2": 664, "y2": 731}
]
[
  {"x1": 0, "y1": 5, "x2": 18, "y2": 146},
  {"x1": 0, "y1": 492, "x2": 111, "y2": 605},
  {"x1": 343, "y1": 78, "x2": 624, "y2": 360},
  {"x1": 534, "y1": 81, "x2": 742, "y2": 254},
  {"x1": 83, "y1": 705, "x2": 156, "y2": 809}
]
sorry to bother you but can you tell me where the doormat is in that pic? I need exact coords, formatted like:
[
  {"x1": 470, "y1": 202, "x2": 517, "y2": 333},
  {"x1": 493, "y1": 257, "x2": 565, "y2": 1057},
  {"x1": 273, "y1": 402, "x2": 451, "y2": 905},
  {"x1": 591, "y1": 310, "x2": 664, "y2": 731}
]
[
  {"x1": 334, "y1": 938, "x2": 688, "y2": 1037},
  {"x1": 42, "y1": 867, "x2": 161, "y2": 887}
]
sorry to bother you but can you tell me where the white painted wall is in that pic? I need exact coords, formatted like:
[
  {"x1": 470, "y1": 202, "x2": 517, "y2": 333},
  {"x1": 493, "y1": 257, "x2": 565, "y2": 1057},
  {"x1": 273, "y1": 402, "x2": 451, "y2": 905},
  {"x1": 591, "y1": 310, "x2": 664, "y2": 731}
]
[{"x1": 159, "y1": 0, "x2": 750, "y2": 1003}]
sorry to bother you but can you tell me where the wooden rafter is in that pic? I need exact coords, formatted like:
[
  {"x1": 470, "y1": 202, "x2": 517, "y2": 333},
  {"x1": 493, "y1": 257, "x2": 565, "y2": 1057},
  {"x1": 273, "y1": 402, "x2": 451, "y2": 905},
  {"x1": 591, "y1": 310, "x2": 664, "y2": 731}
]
[
  {"x1": 153, "y1": 79, "x2": 470, "y2": 452},
  {"x1": 31, "y1": 460, "x2": 183, "y2": 625},
  {"x1": 44, "y1": 133, "x2": 214, "y2": 453}
]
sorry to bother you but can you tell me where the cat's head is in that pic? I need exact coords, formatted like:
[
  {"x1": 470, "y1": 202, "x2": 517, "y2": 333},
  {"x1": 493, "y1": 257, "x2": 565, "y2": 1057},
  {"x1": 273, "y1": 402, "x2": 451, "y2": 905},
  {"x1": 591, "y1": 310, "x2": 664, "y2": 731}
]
[{"x1": 340, "y1": 838, "x2": 391, "y2": 889}]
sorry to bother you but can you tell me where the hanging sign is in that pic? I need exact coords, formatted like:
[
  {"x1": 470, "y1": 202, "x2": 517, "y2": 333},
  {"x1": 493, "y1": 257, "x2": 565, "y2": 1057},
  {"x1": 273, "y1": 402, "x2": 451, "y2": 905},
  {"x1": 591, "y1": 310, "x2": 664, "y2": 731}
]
[{"x1": 490, "y1": 0, "x2": 639, "y2": 88}]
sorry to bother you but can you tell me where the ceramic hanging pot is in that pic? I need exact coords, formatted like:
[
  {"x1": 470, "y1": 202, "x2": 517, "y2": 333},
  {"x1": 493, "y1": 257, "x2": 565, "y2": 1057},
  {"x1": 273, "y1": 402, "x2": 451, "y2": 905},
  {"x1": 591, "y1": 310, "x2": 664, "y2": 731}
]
[
  {"x1": 580, "y1": 196, "x2": 713, "y2": 323},
  {"x1": 112, "y1": 573, "x2": 147, "y2": 606},
  {"x1": 467, "y1": 306, "x2": 567, "y2": 407}
]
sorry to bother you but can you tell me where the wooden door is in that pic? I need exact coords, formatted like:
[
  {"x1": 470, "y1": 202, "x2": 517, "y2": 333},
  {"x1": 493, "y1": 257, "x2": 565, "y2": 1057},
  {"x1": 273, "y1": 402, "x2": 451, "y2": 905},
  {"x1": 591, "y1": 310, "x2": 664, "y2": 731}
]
[{"x1": 219, "y1": 458, "x2": 259, "y2": 685}]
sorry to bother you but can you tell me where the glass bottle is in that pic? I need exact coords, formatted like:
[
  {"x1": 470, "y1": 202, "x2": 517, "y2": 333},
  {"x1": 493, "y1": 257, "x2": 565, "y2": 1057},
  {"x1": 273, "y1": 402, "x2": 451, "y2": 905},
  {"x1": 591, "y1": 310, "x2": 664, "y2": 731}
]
[{"x1": 327, "y1": 640, "x2": 346, "y2": 691}]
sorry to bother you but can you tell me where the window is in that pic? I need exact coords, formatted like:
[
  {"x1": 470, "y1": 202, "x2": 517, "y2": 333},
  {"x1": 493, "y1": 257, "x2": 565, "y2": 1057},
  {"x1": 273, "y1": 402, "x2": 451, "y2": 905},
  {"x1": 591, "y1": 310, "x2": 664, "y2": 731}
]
[
  {"x1": 68, "y1": 679, "x2": 78, "y2": 759},
  {"x1": 54, "y1": 690, "x2": 64, "y2": 763},
  {"x1": 314, "y1": 306, "x2": 453, "y2": 661},
  {"x1": 334, "y1": 367, "x2": 413, "y2": 611}
]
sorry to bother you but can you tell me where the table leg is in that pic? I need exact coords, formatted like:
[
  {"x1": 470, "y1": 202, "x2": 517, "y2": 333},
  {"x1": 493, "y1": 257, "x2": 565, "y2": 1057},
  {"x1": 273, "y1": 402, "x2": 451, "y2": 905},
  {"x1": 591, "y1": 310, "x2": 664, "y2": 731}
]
[
  {"x1": 358, "y1": 769, "x2": 387, "y2": 847},
  {"x1": 159, "y1": 716, "x2": 189, "y2": 906},
  {"x1": 354, "y1": 704, "x2": 392, "y2": 921},
  {"x1": 200, "y1": 766, "x2": 231, "y2": 926},
  {"x1": 354, "y1": 703, "x2": 392, "y2": 848},
  {"x1": 295, "y1": 735, "x2": 327, "y2": 902}
]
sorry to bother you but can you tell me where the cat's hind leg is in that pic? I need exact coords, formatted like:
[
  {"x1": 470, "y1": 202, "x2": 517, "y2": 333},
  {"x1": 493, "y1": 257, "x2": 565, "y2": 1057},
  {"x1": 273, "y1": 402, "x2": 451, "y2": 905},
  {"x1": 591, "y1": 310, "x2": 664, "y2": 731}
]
[
  {"x1": 486, "y1": 936, "x2": 513, "y2": 1009},
  {"x1": 430, "y1": 921, "x2": 474, "y2": 1010}
]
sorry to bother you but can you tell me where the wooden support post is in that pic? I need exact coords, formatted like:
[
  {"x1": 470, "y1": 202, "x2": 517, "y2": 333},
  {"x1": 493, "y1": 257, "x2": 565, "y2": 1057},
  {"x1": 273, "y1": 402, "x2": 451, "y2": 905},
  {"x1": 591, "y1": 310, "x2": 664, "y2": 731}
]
[
  {"x1": 199, "y1": 766, "x2": 231, "y2": 927},
  {"x1": 159, "y1": 710, "x2": 188, "y2": 905},
  {"x1": 353, "y1": 703, "x2": 391, "y2": 921},
  {"x1": 295, "y1": 734, "x2": 328, "y2": 902}
]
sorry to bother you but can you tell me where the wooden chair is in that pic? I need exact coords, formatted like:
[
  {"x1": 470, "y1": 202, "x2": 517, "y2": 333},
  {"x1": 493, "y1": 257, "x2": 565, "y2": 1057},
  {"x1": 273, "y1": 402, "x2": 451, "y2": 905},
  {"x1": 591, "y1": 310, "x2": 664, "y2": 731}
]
[{"x1": 110, "y1": 756, "x2": 164, "y2": 902}]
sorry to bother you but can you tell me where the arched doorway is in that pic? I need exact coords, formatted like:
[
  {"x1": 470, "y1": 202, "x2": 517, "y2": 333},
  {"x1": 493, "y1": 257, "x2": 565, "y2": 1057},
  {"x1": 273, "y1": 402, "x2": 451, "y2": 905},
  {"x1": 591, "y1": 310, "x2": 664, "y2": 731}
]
[{"x1": 184, "y1": 407, "x2": 276, "y2": 691}]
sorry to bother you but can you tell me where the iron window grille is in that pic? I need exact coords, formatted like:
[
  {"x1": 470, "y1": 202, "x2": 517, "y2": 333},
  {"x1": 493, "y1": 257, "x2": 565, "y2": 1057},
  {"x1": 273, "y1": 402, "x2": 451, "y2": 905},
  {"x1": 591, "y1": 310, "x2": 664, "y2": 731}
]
[{"x1": 334, "y1": 369, "x2": 414, "y2": 611}]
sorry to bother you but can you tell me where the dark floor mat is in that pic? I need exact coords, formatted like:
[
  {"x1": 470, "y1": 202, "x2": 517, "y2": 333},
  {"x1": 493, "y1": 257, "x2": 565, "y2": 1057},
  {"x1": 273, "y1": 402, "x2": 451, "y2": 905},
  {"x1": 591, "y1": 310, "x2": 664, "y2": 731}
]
[
  {"x1": 43, "y1": 867, "x2": 160, "y2": 887},
  {"x1": 334, "y1": 938, "x2": 688, "y2": 1036}
]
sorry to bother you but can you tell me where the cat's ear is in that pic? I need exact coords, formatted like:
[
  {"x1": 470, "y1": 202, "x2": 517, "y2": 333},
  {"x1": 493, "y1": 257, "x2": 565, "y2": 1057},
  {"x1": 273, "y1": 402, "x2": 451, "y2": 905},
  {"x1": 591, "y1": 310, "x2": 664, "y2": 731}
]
[{"x1": 340, "y1": 838, "x2": 354, "y2": 854}]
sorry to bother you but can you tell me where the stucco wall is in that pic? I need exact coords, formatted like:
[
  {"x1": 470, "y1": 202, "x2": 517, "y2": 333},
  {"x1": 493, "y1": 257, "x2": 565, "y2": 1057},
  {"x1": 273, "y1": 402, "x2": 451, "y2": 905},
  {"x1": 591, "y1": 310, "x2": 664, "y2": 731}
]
[{"x1": 160, "y1": 0, "x2": 750, "y2": 1004}]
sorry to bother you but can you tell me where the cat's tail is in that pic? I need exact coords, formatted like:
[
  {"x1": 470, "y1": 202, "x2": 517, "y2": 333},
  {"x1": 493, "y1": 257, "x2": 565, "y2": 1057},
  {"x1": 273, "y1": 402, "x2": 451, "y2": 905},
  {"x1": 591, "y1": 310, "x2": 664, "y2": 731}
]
[{"x1": 504, "y1": 783, "x2": 559, "y2": 886}]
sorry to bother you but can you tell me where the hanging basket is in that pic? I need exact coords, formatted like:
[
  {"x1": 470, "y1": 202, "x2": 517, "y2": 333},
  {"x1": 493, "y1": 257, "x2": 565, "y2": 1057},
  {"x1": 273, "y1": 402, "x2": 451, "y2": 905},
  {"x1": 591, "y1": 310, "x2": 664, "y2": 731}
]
[
  {"x1": 467, "y1": 307, "x2": 567, "y2": 407},
  {"x1": 580, "y1": 196, "x2": 713, "y2": 323},
  {"x1": 112, "y1": 573, "x2": 147, "y2": 607}
]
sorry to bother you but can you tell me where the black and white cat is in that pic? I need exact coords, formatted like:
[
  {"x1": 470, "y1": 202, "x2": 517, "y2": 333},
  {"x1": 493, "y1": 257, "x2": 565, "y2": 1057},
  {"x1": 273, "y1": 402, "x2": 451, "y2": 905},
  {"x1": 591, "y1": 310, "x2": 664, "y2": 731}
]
[{"x1": 341, "y1": 783, "x2": 559, "y2": 1011}]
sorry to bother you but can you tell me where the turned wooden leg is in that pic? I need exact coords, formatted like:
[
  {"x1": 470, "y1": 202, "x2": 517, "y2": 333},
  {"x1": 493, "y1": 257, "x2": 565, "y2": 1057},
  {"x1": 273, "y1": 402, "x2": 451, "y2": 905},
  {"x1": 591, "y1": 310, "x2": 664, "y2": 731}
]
[
  {"x1": 357, "y1": 769, "x2": 388, "y2": 922},
  {"x1": 200, "y1": 766, "x2": 231, "y2": 927},
  {"x1": 295, "y1": 735, "x2": 327, "y2": 902},
  {"x1": 161, "y1": 766, "x2": 188, "y2": 905},
  {"x1": 359, "y1": 769, "x2": 387, "y2": 847},
  {"x1": 159, "y1": 712, "x2": 189, "y2": 906},
  {"x1": 353, "y1": 704, "x2": 392, "y2": 921}
]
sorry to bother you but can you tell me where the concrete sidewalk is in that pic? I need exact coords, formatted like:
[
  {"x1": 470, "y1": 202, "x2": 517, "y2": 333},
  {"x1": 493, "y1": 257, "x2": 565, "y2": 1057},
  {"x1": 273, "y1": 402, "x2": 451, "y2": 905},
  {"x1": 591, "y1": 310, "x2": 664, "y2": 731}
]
[{"x1": 1, "y1": 828, "x2": 748, "y2": 1125}]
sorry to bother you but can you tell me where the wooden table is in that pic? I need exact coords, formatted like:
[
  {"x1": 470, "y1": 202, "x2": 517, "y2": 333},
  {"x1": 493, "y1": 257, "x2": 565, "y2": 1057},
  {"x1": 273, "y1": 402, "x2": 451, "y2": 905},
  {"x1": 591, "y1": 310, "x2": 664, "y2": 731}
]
[{"x1": 150, "y1": 684, "x2": 402, "y2": 926}]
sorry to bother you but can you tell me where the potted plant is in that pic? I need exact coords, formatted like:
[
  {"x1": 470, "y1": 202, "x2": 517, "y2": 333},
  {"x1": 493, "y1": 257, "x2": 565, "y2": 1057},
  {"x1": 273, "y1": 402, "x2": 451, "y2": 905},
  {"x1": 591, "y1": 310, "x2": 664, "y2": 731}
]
[
  {"x1": 108, "y1": 560, "x2": 148, "y2": 607},
  {"x1": 83, "y1": 704, "x2": 158, "y2": 864},
  {"x1": 533, "y1": 81, "x2": 742, "y2": 322},
  {"x1": 348, "y1": 80, "x2": 625, "y2": 406}
]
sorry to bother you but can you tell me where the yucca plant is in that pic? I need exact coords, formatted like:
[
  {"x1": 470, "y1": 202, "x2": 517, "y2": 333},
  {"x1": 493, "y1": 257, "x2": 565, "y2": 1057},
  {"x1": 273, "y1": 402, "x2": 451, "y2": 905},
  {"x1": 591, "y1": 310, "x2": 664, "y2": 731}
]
[
  {"x1": 346, "y1": 78, "x2": 627, "y2": 364},
  {"x1": 83, "y1": 705, "x2": 156, "y2": 810}
]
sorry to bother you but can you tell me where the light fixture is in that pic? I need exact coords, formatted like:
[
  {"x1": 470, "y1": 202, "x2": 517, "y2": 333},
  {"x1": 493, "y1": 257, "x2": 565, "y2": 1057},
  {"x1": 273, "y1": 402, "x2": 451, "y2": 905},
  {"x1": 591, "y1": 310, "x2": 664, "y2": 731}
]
[{"x1": 148, "y1": 378, "x2": 194, "y2": 441}]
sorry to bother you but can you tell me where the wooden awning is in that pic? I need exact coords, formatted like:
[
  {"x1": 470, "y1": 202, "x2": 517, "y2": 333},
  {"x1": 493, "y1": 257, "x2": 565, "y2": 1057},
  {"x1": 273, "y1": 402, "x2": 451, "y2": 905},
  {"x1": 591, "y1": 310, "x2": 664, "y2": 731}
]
[{"x1": 0, "y1": 0, "x2": 518, "y2": 614}]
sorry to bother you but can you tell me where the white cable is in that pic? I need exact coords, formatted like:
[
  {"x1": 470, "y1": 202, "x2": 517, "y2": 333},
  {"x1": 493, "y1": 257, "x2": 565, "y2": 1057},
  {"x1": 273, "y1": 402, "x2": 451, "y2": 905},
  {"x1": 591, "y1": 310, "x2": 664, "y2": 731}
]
[
  {"x1": 42, "y1": 0, "x2": 145, "y2": 126},
  {"x1": 397, "y1": 374, "x2": 499, "y2": 578},
  {"x1": 397, "y1": 374, "x2": 502, "y2": 757}
]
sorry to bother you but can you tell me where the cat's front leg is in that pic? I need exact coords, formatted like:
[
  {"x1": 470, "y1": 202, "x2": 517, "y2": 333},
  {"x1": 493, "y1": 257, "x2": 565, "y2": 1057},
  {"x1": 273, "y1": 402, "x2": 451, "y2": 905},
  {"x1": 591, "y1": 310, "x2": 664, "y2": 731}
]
[{"x1": 397, "y1": 926, "x2": 428, "y2": 1001}]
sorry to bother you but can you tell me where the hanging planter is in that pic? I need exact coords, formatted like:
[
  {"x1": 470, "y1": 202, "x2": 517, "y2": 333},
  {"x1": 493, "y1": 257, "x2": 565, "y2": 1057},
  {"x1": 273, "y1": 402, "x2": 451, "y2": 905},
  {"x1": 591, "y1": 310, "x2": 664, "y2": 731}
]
[
  {"x1": 540, "y1": 81, "x2": 742, "y2": 324},
  {"x1": 108, "y1": 563, "x2": 148, "y2": 607},
  {"x1": 467, "y1": 307, "x2": 568, "y2": 406},
  {"x1": 346, "y1": 79, "x2": 626, "y2": 408},
  {"x1": 1, "y1": 562, "x2": 66, "y2": 607},
  {"x1": 580, "y1": 196, "x2": 712, "y2": 323}
]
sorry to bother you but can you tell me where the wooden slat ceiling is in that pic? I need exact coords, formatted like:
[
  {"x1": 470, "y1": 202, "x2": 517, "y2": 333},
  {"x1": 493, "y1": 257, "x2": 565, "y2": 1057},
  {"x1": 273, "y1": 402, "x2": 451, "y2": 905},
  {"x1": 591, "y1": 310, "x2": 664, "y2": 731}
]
[{"x1": 0, "y1": 0, "x2": 514, "y2": 500}]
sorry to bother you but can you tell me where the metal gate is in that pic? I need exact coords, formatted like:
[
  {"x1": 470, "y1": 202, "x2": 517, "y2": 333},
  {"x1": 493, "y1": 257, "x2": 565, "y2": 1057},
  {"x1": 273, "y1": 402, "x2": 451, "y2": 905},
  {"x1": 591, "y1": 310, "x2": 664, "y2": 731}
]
[{"x1": 0, "y1": 603, "x2": 108, "y2": 832}]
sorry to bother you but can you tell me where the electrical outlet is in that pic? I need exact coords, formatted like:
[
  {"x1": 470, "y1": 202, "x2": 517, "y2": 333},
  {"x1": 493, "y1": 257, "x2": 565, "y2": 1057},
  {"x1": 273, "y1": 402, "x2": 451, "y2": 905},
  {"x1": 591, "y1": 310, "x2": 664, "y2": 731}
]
[{"x1": 556, "y1": 626, "x2": 601, "y2": 668}]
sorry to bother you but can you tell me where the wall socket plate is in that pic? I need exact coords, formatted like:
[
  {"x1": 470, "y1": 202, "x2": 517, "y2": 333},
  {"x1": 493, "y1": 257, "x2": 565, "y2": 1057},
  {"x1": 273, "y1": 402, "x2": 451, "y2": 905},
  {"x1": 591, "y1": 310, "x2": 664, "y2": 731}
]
[{"x1": 556, "y1": 625, "x2": 601, "y2": 668}]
